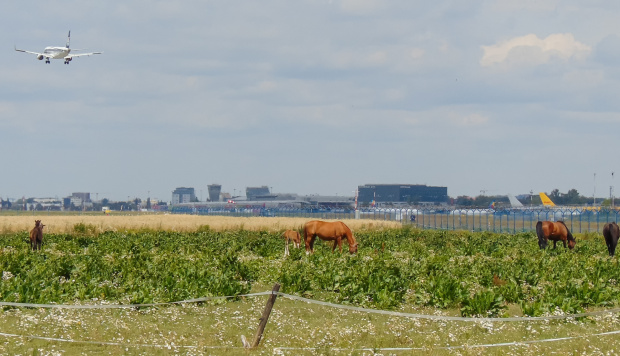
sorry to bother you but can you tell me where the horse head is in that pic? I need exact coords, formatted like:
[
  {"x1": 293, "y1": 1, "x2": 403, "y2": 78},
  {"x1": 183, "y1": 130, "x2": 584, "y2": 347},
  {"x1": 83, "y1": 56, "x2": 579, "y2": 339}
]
[
  {"x1": 349, "y1": 243, "x2": 358, "y2": 254},
  {"x1": 568, "y1": 239, "x2": 576, "y2": 250}
]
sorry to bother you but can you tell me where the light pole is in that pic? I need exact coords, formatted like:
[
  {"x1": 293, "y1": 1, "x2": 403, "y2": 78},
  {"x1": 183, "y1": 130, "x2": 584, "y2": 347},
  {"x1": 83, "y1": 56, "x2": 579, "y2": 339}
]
[{"x1": 593, "y1": 173, "x2": 596, "y2": 206}]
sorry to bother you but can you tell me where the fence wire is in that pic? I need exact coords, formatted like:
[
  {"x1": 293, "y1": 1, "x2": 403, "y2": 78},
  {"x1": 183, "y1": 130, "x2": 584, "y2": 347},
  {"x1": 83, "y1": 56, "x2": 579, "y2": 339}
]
[{"x1": 170, "y1": 206, "x2": 618, "y2": 234}]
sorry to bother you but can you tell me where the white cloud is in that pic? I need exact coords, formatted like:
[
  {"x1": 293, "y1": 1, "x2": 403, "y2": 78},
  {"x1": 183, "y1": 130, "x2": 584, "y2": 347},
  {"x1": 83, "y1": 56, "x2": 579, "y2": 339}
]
[{"x1": 480, "y1": 33, "x2": 591, "y2": 67}]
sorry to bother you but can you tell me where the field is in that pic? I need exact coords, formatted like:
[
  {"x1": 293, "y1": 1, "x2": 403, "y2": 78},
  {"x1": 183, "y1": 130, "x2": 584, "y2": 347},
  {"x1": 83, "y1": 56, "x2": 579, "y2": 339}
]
[
  {"x1": 0, "y1": 215, "x2": 619, "y2": 355},
  {"x1": 0, "y1": 214, "x2": 400, "y2": 234}
]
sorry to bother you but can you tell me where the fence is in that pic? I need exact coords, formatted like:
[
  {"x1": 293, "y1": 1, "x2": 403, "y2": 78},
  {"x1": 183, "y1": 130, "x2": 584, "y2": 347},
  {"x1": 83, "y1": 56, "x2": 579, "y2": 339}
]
[
  {"x1": 2, "y1": 287, "x2": 620, "y2": 352},
  {"x1": 171, "y1": 206, "x2": 619, "y2": 234}
]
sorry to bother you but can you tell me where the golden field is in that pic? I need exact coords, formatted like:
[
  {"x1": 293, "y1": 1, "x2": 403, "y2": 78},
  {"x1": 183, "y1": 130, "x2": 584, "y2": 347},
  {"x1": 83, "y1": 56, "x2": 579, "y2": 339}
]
[{"x1": 0, "y1": 213, "x2": 400, "y2": 234}]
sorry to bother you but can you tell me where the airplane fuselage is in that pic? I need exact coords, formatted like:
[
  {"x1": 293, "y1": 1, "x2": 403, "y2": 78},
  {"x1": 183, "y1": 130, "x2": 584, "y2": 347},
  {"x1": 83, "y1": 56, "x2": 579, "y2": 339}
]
[{"x1": 42, "y1": 46, "x2": 70, "y2": 59}]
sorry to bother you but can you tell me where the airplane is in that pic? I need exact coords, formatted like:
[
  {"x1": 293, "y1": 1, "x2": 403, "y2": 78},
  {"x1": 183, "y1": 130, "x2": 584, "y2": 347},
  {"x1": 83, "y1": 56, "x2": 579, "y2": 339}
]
[
  {"x1": 539, "y1": 192, "x2": 585, "y2": 216},
  {"x1": 507, "y1": 194, "x2": 524, "y2": 208},
  {"x1": 14, "y1": 31, "x2": 102, "y2": 64},
  {"x1": 539, "y1": 192, "x2": 556, "y2": 207}
]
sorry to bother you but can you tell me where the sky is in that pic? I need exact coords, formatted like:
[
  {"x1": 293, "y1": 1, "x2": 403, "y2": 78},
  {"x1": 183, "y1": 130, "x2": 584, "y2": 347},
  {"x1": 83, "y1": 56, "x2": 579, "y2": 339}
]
[{"x1": 2, "y1": 1, "x2": 620, "y2": 203}]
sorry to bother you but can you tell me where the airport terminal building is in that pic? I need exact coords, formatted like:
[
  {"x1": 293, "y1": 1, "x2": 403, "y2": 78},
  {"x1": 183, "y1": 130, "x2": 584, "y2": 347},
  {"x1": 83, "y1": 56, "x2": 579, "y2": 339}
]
[{"x1": 357, "y1": 184, "x2": 448, "y2": 205}]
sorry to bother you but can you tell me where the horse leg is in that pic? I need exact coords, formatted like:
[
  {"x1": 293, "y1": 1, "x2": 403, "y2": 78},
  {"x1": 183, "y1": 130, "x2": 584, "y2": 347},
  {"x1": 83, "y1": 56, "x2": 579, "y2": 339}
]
[
  {"x1": 553, "y1": 240, "x2": 557, "y2": 249},
  {"x1": 612, "y1": 238, "x2": 618, "y2": 257},
  {"x1": 562, "y1": 240, "x2": 567, "y2": 249},
  {"x1": 285, "y1": 239, "x2": 290, "y2": 257},
  {"x1": 306, "y1": 236, "x2": 315, "y2": 255}
]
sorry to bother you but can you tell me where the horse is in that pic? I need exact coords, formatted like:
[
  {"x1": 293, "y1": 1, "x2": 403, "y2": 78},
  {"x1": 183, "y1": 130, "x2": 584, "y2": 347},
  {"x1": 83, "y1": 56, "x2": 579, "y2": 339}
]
[
  {"x1": 603, "y1": 222, "x2": 620, "y2": 257},
  {"x1": 29, "y1": 220, "x2": 45, "y2": 251},
  {"x1": 303, "y1": 220, "x2": 358, "y2": 254},
  {"x1": 535, "y1": 220, "x2": 576, "y2": 250},
  {"x1": 282, "y1": 229, "x2": 301, "y2": 257}
]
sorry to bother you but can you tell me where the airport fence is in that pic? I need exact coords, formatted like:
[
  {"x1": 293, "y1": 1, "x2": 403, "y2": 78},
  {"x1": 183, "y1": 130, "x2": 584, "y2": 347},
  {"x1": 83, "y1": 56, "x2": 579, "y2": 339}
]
[{"x1": 170, "y1": 206, "x2": 618, "y2": 234}]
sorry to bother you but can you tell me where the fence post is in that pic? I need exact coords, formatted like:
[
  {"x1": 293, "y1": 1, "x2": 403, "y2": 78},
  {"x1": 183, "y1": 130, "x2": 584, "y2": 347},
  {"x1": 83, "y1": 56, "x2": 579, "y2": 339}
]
[{"x1": 251, "y1": 283, "x2": 280, "y2": 348}]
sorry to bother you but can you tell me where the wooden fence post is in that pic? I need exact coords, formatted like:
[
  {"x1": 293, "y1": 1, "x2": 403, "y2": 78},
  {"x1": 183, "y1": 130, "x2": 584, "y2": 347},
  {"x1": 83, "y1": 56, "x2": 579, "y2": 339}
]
[{"x1": 250, "y1": 283, "x2": 280, "y2": 348}]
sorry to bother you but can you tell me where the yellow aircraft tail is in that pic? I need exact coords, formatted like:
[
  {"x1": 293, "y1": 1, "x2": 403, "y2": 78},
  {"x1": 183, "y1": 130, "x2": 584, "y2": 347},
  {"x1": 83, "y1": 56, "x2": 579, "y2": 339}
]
[{"x1": 539, "y1": 192, "x2": 556, "y2": 207}]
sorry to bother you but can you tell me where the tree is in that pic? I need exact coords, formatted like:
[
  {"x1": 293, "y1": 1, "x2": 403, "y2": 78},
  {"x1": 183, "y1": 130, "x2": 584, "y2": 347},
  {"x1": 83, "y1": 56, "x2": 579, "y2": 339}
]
[{"x1": 549, "y1": 189, "x2": 561, "y2": 203}]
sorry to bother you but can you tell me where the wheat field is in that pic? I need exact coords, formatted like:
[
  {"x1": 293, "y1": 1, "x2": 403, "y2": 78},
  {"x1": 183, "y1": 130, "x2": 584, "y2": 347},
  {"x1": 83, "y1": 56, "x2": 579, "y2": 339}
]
[{"x1": 0, "y1": 214, "x2": 401, "y2": 234}]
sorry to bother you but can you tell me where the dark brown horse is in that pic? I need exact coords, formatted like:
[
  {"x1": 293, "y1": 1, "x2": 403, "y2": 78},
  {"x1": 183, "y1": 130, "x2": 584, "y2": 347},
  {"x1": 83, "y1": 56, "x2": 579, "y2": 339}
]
[
  {"x1": 29, "y1": 220, "x2": 45, "y2": 251},
  {"x1": 536, "y1": 220, "x2": 575, "y2": 250},
  {"x1": 603, "y1": 222, "x2": 620, "y2": 257},
  {"x1": 304, "y1": 220, "x2": 358, "y2": 254},
  {"x1": 282, "y1": 229, "x2": 301, "y2": 257}
]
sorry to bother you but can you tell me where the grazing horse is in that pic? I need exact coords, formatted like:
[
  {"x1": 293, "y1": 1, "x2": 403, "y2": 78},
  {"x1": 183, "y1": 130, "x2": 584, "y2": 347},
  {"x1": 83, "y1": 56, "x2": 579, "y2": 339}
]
[
  {"x1": 29, "y1": 220, "x2": 45, "y2": 251},
  {"x1": 536, "y1": 220, "x2": 576, "y2": 250},
  {"x1": 282, "y1": 229, "x2": 301, "y2": 257},
  {"x1": 603, "y1": 222, "x2": 620, "y2": 257},
  {"x1": 304, "y1": 220, "x2": 358, "y2": 254}
]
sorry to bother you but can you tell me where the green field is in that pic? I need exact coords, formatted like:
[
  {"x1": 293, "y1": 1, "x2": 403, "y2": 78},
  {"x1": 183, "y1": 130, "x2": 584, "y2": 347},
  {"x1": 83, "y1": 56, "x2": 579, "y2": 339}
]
[{"x1": 0, "y1": 226, "x2": 619, "y2": 354}]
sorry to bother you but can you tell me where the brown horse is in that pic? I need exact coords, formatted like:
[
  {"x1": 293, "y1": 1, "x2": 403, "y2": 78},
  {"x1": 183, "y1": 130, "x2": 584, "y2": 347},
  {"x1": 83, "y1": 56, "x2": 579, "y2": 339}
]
[
  {"x1": 536, "y1": 220, "x2": 575, "y2": 250},
  {"x1": 29, "y1": 220, "x2": 45, "y2": 251},
  {"x1": 304, "y1": 220, "x2": 358, "y2": 254},
  {"x1": 603, "y1": 222, "x2": 620, "y2": 257},
  {"x1": 282, "y1": 229, "x2": 301, "y2": 257}
]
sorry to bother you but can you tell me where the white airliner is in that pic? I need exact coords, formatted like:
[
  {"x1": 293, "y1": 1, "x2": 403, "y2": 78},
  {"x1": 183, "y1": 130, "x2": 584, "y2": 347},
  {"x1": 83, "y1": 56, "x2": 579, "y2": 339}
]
[{"x1": 14, "y1": 31, "x2": 102, "y2": 64}]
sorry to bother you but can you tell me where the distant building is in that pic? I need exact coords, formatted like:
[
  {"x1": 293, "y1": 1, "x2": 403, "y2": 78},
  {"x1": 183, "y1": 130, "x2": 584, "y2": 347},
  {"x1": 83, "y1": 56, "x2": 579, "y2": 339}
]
[
  {"x1": 246, "y1": 186, "x2": 275, "y2": 200},
  {"x1": 207, "y1": 184, "x2": 222, "y2": 202},
  {"x1": 172, "y1": 187, "x2": 196, "y2": 204},
  {"x1": 72, "y1": 192, "x2": 91, "y2": 202},
  {"x1": 357, "y1": 184, "x2": 448, "y2": 205}
]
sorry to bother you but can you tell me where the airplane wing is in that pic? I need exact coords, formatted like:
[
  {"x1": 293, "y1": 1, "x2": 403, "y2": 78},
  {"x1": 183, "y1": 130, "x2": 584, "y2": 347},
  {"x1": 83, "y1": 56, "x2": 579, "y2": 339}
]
[
  {"x1": 65, "y1": 52, "x2": 102, "y2": 59},
  {"x1": 14, "y1": 46, "x2": 44, "y2": 56}
]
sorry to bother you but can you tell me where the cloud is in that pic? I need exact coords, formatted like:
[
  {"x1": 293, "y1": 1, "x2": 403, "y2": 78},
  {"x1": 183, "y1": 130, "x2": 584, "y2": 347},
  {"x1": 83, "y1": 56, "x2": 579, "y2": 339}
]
[
  {"x1": 595, "y1": 34, "x2": 620, "y2": 64},
  {"x1": 480, "y1": 33, "x2": 591, "y2": 67}
]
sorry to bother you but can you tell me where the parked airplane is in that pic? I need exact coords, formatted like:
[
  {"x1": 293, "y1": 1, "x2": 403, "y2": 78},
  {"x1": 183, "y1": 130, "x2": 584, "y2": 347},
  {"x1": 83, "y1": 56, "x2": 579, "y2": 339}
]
[
  {"x1": 539, "y1": 192, "x2": 556, "y2": 207},
  {"x1": 14, "y1": 31, "x2": 101, "y2": 64},
  {"x1": 507, "y1": 194, "x2": 524, "y2": 208},
  {"x1": 538, "y1": 192, "x2": 585, "y2": 217}
]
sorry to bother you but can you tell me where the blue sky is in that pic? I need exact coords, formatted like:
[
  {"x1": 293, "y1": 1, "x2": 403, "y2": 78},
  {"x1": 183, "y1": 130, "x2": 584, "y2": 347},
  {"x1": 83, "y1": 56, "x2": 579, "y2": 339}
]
[{"x1": 2, "y1": 1, "x2": 620, "y2": 202}]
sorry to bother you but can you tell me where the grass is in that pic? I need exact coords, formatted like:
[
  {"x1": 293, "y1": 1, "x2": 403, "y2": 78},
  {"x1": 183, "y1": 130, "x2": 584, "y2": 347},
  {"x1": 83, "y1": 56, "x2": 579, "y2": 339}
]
[
  {"x1": 0, "y1": 215, "x2": 619, "y2": 355},
  {"x1": 0, "y1": 214, "x2": 400, "y2": 234},
  {"x1": 0, "y1": 294, "x2": 619, "y2": 355}
]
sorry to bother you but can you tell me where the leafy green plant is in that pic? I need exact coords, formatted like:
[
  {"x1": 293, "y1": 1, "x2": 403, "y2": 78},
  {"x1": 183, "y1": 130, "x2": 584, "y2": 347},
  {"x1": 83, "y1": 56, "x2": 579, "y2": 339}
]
[{"x1": 460, "y1": 289, "x2": 506, "y2": 317}]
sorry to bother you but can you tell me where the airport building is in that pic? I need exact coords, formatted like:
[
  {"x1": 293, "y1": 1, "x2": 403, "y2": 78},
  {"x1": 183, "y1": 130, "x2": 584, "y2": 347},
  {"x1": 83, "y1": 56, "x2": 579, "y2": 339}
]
[
  {"x1": 246, "y1": 186, "x2": 277, "y2": 200},
  {"x1": 357, "y1": 184, "x2": 448, "y2": 205},
  {"x1": 172, "y1": 187, "x2": 196, "y2": 204}
]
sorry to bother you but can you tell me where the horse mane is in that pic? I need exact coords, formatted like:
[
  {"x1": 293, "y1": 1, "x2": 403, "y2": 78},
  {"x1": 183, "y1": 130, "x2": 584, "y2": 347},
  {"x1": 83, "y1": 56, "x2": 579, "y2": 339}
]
[
  {"x1": 557, "y1": 221, "x2": 575, "y2": 242},
  {"x1": 339, "y1": 222, "x2": 356, "y2": 245}
]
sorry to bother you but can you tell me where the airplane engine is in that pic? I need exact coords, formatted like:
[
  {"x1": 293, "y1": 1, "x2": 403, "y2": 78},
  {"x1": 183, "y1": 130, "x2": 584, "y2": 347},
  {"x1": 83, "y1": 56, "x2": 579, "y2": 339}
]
[{"x1": 37, "y1": 54, "x2": 44, "y2": 60}]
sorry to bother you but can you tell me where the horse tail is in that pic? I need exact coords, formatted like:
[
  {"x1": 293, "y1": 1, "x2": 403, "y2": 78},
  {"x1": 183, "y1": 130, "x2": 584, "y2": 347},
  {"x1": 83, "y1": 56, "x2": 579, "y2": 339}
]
[{"x1": 535, "y1": 221, "x2": 543, "y2": 239}]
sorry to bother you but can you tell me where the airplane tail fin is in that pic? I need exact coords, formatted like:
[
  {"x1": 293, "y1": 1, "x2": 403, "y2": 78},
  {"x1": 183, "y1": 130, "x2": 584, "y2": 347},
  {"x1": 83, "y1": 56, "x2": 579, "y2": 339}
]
[
  {"x1": 507, "y1": 194, "x2": 524, "y2": 208},
  {"x1": 539, "y1": 192, "x2": 556, "y2": 207},
  {"x1": 488, "y1": 201, "x2": 496, "y2": 209},
  {"x1": 66, "y1": 30, "x2": 71, "y2": 48}
]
